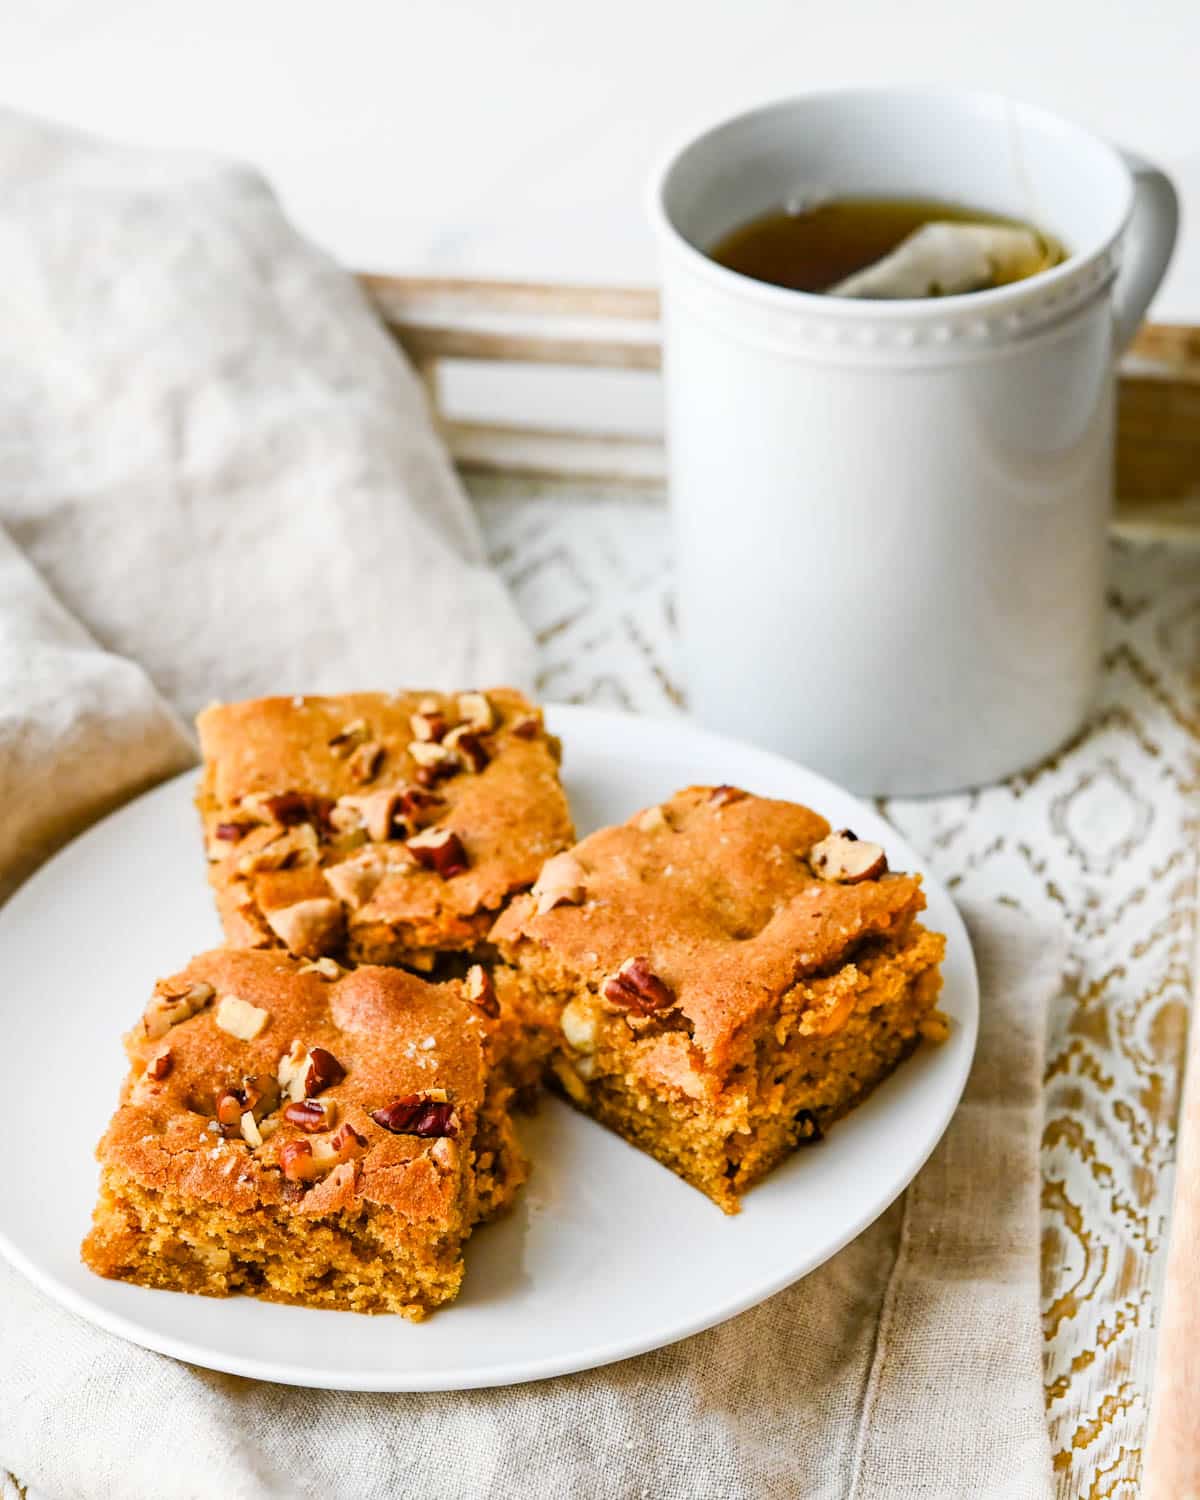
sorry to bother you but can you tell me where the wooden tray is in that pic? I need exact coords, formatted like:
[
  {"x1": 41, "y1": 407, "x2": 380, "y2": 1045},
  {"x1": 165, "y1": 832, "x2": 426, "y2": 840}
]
[{"x1": 360, "y1": 273, "x2": 1200, "y2": 540}]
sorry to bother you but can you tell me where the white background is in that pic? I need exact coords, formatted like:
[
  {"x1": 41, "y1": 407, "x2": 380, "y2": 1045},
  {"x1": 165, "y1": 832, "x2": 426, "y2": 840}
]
[{"x1": 1, "y1": 0, "x2": 1197, "y2": 316}]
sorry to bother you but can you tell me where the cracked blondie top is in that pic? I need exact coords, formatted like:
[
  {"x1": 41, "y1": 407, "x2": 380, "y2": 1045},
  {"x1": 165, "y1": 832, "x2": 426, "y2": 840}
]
[
  {"x1": 81, "y1": 948, "x2": 526, "y2": 1317},
  {"x1": 196, "y1": 689, "x2": 574, "y2": 970},
  {"x1": 491, "y1": 786, "x2": 946, "y2": 1211}
]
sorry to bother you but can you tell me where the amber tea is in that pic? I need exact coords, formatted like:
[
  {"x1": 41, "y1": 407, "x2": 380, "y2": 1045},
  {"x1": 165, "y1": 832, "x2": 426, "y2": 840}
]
[{"x1": 709, "y1": 195, "x2": 1065, "y2": 297}]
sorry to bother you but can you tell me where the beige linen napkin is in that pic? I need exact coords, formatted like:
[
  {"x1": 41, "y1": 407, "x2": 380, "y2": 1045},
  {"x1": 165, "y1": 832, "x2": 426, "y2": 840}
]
[
  {"x1": 0, "y1": 112, "x2": 1055, "y2": 1500},
  {"x1": 0, "y1": 109, "x2": 533, "y2": 720}
]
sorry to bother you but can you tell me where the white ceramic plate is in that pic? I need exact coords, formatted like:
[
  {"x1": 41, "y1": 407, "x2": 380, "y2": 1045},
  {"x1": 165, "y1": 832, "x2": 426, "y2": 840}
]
[{"x1": 0, "y1": 705, "x2": 977, "y2": 1391}]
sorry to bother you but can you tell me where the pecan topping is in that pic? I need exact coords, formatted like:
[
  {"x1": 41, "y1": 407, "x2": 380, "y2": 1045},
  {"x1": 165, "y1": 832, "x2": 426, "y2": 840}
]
[
  {"x1": 463, "y1": 964, "x2": 499, "y2": 1019},
  {"x1": 708, "y1": 785, "x2": 747, "y2": 808},
  {"x1": 809, "y1": 829, "x2": 888, "y2": 884},
  {"x1": 264, "y1": 897, "x2": 344, "y2": 958},
  {"x1": 457, "y1": 691, "x2": 495, "y2": 731},
  {"x1": 370, "y1": 1091, "x2": 458, "y2": 1138},
  {"x1": 347, "y1": 739, "x2": 385, "y2": 784},
  {"x1": 260, "y1": 791, "x2": 334, "y2": 829},
  {"x1": 214, "y1": 821, "x2": 251, "y2": 842},
  {"x1": 215, "y1": 1073, "x2": 281, "y2": 1143},
  {"x1": 325, "y1": 851, "x2": 389, "y2": 910},
  {"x1": 284, "y1": 1098, "x2": 337, "y2": 1132},
  {"x1": 332, "y1": 790, "x2": 402, "y2": 843},
  {"x1": 444, "y1": 725, "x2": 489, "y2": 774},
  {"x1": 214, "y1": 994, "x2": 270, "y2": 1041},
  {"x1": 410, "y1": 710, "x2": 449, "y2": 743},
  {"x1": 327, "y1": 718, "x2": 368, "y2": 755},
  {"x1": 407, "y1": 827, "x2": 469, "y2": 878},
  {"x1": 531, "y1": 852, "x2": 586, "y2": 915},
  {"x1": 409, "y1": 740, "x2": 460, "y2": 787},
  {"x1": 235, "y1": 826, "x2": 319, "y2": 875},
  {"x1": 511, "y1": 715, "x2": 540, "y2": 739},
  {"x1": 145, "y1": 1047, "x2": 174, "y2": 1081},
  {"x1": 277, "y1": 1040, "x2": 347, "y2": 1103},
  {"x1": 279, "y1": 1122, "x2": 367, "y2": 1181},
  {"x1": 143, "y1": 979, "x2": 214, "y2": 1040},
  {"x1": 397, "y1": 784, "x2": 444, "y2": 822},
  {"x1": 602, "y1": 957, "x2": 676, "y2": 1015}
]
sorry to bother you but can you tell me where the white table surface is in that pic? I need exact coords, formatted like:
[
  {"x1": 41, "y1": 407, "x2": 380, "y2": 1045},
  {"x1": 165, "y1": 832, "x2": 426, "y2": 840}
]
[{"x1": 2, "y1": 0, "x2": 1198, "y2": 318}]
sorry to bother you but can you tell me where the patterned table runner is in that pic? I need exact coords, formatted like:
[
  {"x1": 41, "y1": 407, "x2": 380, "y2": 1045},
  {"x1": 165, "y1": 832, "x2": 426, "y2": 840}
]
[
  {"x1": 475, "y1": 479, "x2": 1199, "y2": 1500},
  {"x1": 9, "y1": 485, "x2": 1193, "y2": 1500}
]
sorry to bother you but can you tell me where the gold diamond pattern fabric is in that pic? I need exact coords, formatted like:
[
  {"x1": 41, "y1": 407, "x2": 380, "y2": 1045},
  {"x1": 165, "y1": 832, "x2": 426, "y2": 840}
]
[{"x1": 476, "y1": 479, "x2": 1197, "y2": 1500}]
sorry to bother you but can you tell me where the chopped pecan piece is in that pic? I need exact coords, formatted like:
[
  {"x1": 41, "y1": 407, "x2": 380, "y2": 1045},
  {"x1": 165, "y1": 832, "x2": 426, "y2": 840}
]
[
  {"x1": 408, "y1": 740, "x2": 459, "y2": 787},
  {"x1": 444, "y1": 725, "x2": 489, "y2": 773},
  {"x1": 277, "y1": 1040, "x2": 347, "y2": 1103},
  {"x1": 531, "y1": 852, "x2": 586, "y2": 915},
  {"x1": 215, "y1": 1073, "x2": 281, "y2": 1143},
  {"x1": 327, "y1": 719, "x2": 368, "y2": 756},
  {"x1": 463, "y1": 964, "x2": 499, "y2": 1019},
  {"x1": 279, "y1": 1122, "x2": 367, "y2": 1181},
  {"x1": 264, "y1": 897, "x2": 344, "y2": 958},
  {"x1": 332, "y1": 790, "x2": 403, "y2": 842},
  {"x1": 708, "y1": 785, "x2": 747, "y2": 808},
  {"x1": 235, "y1": 827, "x2": 318, "y2": 875},
  {"x1": 511, "y1": 715, "x2": 541, "y2": 739},
  {"x1": 214, "y1": 821, "x2": 251, "y2": 842},
  {"x1": 143, "y1": 980, "x2": 215, "y2": 1041},
  {"x1": 457, "y1": 691, "x2": 495, "y2": 731},
  {"x1": 410, "y1": 710, "x2": 449, "y2": 743},
  {"x1": 370, "y1": 1091, "x2": 458, "y2": 1138},
  {"x1": 809, "y1": 829, "x2": 888, "y2": 884},
  {"x1": 260, "y1": 791, "x2": 334, "y2": 829},
  {"x1": 347, "y1": 739, "x2": 385, "y2": 784},
  {"x1": 145, "y1": 1047, "x2": 174, "y2": 1081},
  {"x1": 397, "y1": 784, "x2": 444, "y2": 822},
  {"x1": 602, "y1": 957, "x2": 676, "y2": 1016},
  {"x1": 324, "y1": 851, "x2": 389, "y2": 910},
  {"x1": 406, "y1": 827, "x2": 469, "y2": 878},
  {"x1": 284, "y1": 1098, "x2": 337, "y2": 1132}
]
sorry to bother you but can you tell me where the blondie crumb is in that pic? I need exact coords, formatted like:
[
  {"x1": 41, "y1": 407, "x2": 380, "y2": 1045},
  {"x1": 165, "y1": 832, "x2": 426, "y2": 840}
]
[
  {"x1": 491, "y1": 785, "x2": 946, "y2": 1213},
  {"x1": 81, "y1": 948, "x2": 527, "y2": 1317},
  {"x1": 195, "y1": 689, "x2": 574, "y2": 970}
]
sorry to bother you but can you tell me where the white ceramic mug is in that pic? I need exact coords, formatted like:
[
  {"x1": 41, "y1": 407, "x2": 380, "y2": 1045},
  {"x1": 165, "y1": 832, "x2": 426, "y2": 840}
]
[{"x1": 650, "y1": 89, "x2": 1178, "y2": 796}]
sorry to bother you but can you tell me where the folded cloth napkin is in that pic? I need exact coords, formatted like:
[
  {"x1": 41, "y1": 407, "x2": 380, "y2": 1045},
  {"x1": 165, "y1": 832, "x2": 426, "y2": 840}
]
[
  {"x1": 0, "y1": 112, "x2": 1055, "y2": 1500},
  {"x1": 0, "y1": 109, "x2": 534, "y2": 723}
]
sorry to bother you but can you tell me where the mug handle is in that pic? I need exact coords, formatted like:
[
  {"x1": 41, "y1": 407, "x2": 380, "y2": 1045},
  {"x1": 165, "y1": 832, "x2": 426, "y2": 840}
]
[{"x1": 1112, "y1": 148, "x2": 1179, "y2": 352}]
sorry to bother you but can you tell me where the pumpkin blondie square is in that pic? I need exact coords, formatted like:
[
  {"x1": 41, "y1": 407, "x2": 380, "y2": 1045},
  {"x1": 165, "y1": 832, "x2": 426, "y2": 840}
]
[
  {"x1": 196, "y1": 689, "x2": 573, "y2": 972},
  {"x1": 82, "y1": 948, "x2": 525, "y2": 1318},
  {"x1": 490, "y1": 785, "x2": 947, "y2": 1213}
]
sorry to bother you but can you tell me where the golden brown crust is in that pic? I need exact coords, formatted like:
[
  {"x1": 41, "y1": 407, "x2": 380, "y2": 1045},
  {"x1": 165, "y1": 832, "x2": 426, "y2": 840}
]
[
  {"x1": 490, "y1": 785, "x2": 946, "y2": 1212},
  {"x1": 92, "y1": 948, "x2": 519, "y2": 1220},
  {"x1": 490, "y1": 784, "x2": 926, "y2": 1066},
  {"x1": 196, "y1": 689, "x2": 574, "y2": 967},
  {"x1": 82, "y1": 949, "x2": 528, "y2": 1314}
]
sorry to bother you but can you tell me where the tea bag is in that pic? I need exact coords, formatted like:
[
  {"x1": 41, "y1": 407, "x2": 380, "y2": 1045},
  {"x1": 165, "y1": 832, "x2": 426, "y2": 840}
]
[{"x1": 829, "y1": 222, "x2": 1052, "y2": 299}]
